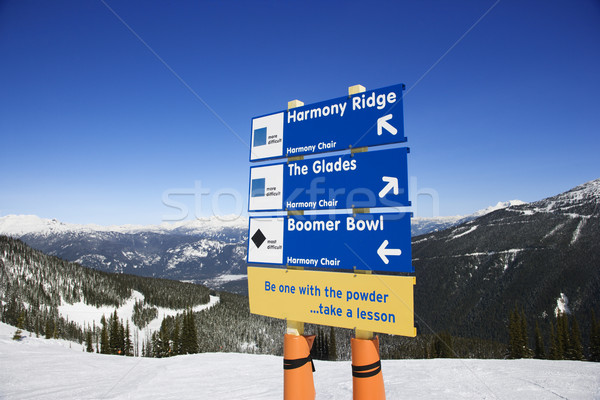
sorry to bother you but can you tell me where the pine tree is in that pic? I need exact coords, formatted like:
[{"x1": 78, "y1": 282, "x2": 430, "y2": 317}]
[
  {"x1": 433, "y1": 332, "x2": 453, "y2": 358},
  {"x1": 12, "y1": 327, "x2": 23, "y2": 341},
  {"x1": 311, "y1": 329, "x2": 320, "y2": 360},
  {"x1": 328, "y1": 326, "x2": 337, "y2": 361},
  {"x1": 180, "y1": 310, "x2": 199, "y2": 355},
  {"x1": 118, "y1": 319, "x2": 125, "y2": 355},
  {"x1": 124, "y1": 321, "x2": 132, "y2": 356},
  {"x1": 558, "y1": 313, "x2": 570, "y2": 359},
  {"x1": 569, "y1": 317, "x2": 584, "y2": 360},
  {"x1": 45, "y1": 319, "x2": 53, "y2": 339},
  {"x1": 109, "y1": 310, "x2": 120, "y2": 355},
  {"x1": 321, "y1": 328, "x2": 329, "y2": 361},
  {"x1": 86, "y1": 330, "x2": 94, "y2": 353},
  {"x1": 534, "y1": 321, "x2": 545, "y2": 359},
  {"x1": 172, "y1": 318, "x2": 181, "y2": 356},
  {"x1": 549, "y1": 321, "x2": 561, "y2": 360},
  {"x1": 180, "y1": 313, "x2": 189, "y2": 355},
  {"x1": 508, "y1": 306, "x2": 522, "y2": 358},
  {"x1": 186, "y1": 310, "x2": 199, "y2": 354},
  {"x1": 519, "y1": 308, "x2": 532, "y2": 358},
  {"x1": 590, "y1": 310, "x2": 600, "y2": 362},
  {"x1": 154, "y1": 319, "x2": 171, "y2": 358},
  {"x1": 100, "y1": 315, "x2": 109, "y2": 354},
  {"x1": 12, "y1": 312, "x2": 25, "y2": 341}
]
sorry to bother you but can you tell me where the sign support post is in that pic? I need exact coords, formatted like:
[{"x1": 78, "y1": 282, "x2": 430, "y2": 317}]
[
  {"x1": 282, "y1": 99, "x2": 316, "y2": 400},
  {"x1": 248, "y1": 82, "x2": 413, "y2": 400},
  {"x1": 346, "y1": 88, "x2": 386, "y2": 396}
]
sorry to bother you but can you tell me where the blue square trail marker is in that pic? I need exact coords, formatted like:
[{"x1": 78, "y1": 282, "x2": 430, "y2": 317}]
[
  {"x1": 250, "y1": 83, "x2": 406, "y2": 161},
  {"x1": 253, "y1": 127, "x2": 267, "y2": 147},
  {"x1": 249, "y1": 147, "x2": 409, "y2": 212}
]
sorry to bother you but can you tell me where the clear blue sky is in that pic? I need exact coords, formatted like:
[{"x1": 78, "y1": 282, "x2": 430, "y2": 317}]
[{"x1": 1, "y1": 0, "x2": 598, "y2": 225}]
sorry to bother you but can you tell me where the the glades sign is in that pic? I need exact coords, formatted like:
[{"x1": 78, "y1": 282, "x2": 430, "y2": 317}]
[{"x1": 248, "y1": 147, "x2": 409, "y2": 212}]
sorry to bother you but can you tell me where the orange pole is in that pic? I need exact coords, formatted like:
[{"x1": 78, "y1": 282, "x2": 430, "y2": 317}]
[
  {"x1": 283, "y1": 333, "x2": 316, "y2": 400},
  {"x1": 351, "y1": 335, "x2": 385, "y2": 400}
]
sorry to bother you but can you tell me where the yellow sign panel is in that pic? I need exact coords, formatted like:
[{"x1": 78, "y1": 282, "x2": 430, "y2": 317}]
[{"x1": 248, "y1": 266, "x2": 416, "y2": 337}]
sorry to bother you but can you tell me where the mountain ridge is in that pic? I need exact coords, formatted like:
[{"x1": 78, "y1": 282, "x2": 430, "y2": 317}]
[
  {"x1": 0, "y1": 214, "x2": 248, "y2": 236},
  {"x1": 0, "y1": 199, "x2": 526, "y2": 292},
  {"x1": 412, "y1": 178, "x2": 600, "y2": 342}
]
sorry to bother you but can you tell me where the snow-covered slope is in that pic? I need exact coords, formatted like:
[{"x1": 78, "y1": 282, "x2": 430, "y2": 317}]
[
  {"x1": 1, "y1": 322, "x2": 599, "y2": 400},
  {"x1": 57, "y1": 290, "x2": 219, "y2": 354}
]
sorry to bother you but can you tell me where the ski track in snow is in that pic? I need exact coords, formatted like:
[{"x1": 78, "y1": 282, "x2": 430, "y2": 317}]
[
  {"x1": 1, "y1": 323, "x2": 600, "y2": 400},
  {"x1": 448, "y1": 225, "x2": 478, "y2": 241},
  {"x1": 58, "y1": 292, "x2": 220, "y2": 354},
  {"x1": 570, "y1": 216, "x2": 589, "y2": 245}
]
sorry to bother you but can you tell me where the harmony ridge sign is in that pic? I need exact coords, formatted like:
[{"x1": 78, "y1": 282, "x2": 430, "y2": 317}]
[
  {"x1": 248, "y1": 147, "x2": 410, "y2": 212},
  {"x1": 250, "y1": 83, "x2": 406, "y2": 161}
]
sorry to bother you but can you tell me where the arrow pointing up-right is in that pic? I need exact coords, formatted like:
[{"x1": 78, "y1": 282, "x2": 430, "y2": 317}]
[
  {"x1": 379, "y1": 176, "x2": 399, "y2": 198},
  {"x1": 377, "y1": 114, "x2": 397, "y2": 136}
]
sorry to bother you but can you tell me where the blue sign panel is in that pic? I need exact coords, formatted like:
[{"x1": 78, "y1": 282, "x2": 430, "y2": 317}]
[
  {"x1": 248, "y1": 147, "x2": 409, "y2": 212},
  {"x1": 250, "y1": 84, "x2": 406, "y2": 161},
  {"x1": 247, "y1": 212, "x2": 413, "y2": 273}
]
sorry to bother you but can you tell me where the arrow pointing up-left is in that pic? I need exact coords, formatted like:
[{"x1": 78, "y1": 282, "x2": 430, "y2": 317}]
[{"x1": 377, "y1": 114, "x2": 397, "y2": 136}]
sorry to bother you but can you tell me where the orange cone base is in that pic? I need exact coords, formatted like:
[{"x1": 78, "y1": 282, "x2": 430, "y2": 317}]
[
  {"x1": 351, "y1": 336, "x2": 385, "y2": 400},
  {"x1": 283, "y1": 334, "x2": 316, "y2": 400}
]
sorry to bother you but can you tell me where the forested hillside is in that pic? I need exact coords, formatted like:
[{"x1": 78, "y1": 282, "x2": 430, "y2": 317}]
[
  {"x1": 0, "y1": 235, "x2": 210, "y2": 344},
  {"x1": 0, "y1": 215, "x2": 248, "y2": 291},
  {"x1": 413, "y1": 179, "x2": 600, "y2": 354}
]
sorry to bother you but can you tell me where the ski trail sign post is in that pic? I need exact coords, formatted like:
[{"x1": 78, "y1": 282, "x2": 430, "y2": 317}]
[
  {"x1": 249, "y1": 147, "x2": 410, "y2": 212},
  {"x1": 247, "y1": 213, "x2": 413, "y2": 273},
  {"x1": 250, "y1": 83, "x2": 406, "y2": 161},
  {"x1": 246, "y1": 83, "x2": 415, "y2": 399}
]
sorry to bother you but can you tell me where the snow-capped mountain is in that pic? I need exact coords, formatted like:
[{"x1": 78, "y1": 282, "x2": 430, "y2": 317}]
[
  {"x1": 411, "y1": 200, "x2": 526, "y2": 237},
  {"x1": 0, "y1": 214, "x2": 248, "y2": 237},
  {"x1": 412, "y1": 178, "x2": 600, "y2": 342},
  {"x1": 0, "y1": 199, "x2": 521, "y2": 292},
  {"x1": 0, "y1": 215, "x2": 249, "y2": 291}
]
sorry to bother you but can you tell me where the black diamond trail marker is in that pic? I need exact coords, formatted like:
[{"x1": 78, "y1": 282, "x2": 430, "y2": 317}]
[{"x1": 252, "y1": 229, "x2": 266, "y2": 248}]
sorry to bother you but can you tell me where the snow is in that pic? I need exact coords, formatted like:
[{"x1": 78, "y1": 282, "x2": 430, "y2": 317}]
[
  {"x1": 411, "y1": 215, "x2": 466, "y2": 225},
  {"x1": 1, "y1": 322, "x2": 599, "y2": 399},
  {"x1": 529, "y1": 179, "x2": 600, "y2": 215},
  {"x1": 555, "y1": 293, "x2": 570, "y2": 316},
  {"x1": 471, "y1": 200, "x2": 526, "y2": 217},
  {"x1": 570, "y1": 216, "x2": 590, "y2": 245},
  {"x1": 0, "y1": 214, "x2": 248, "y2": 238},
  {"x1": 209, "y1": 274, "x2": 248, "y2": 283},
  {"x1": 1, "y1": 197, "x2": 526, "y2": 241},
  {"x1": 448, "y1": 225, "x2": 478, "y2": 240},
  {"x1": 58, "y1": 291, "x2": 220, "y2": 354}
]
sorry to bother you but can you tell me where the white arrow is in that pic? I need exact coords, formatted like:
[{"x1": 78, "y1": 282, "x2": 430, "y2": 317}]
[
  {"x1": 377, "y1": 114, "x2": 397, "y2": 136},
  {"x1": 379, "y1": 176, "x2": 399, "y2": 198},
  {"x1": 377, "y1": 240, "x2": 402, "y2": 264}
]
